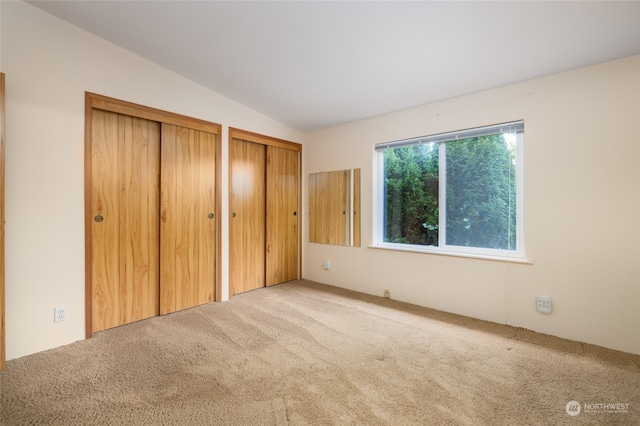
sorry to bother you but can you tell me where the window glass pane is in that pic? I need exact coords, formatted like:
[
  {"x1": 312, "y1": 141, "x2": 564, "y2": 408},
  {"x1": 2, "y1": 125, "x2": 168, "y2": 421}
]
[
  {"x1": 383, "y1": 143, "x2": 439, "y2": 245},
  {"x1": 445, "y1": 133, "x2": 517, "y2": 250}
]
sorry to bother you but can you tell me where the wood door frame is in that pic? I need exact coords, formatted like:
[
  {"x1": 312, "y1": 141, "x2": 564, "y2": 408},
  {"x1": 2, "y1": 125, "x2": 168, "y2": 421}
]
[
  {"x1": 84, "y1": 93, "x2": 222, "y2": 338},
  {"x1": 228, "y1": 128, "x2": 302, "y2": 297}
]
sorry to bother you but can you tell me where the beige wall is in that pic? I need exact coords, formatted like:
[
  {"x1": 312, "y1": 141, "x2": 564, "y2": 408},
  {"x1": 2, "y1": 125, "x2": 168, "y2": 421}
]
[
  {"x1": 303, "y1": 56, "x2": 640, "y2": 355},
  {"x1": 0, "y1": 1, "x2": 303, "y2": 360},
  {"x1": 2, "y1": 1, "x2": 639, "y2": 361}
]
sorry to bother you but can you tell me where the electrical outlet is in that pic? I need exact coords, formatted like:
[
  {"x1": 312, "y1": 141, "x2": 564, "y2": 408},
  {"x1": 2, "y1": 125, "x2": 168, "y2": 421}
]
[
  {"x1": 323, "y1": 260, "x2": 331, "y2": 270},
  {"x1": 383, "y1": 290, "x2": 390, "y2": 298},
  {"x1": 54, "y1": 306, "x2": 67, "y2": 323},
  {"x1": 536, "y1": 296, "x2": 552, "y2": 314}
]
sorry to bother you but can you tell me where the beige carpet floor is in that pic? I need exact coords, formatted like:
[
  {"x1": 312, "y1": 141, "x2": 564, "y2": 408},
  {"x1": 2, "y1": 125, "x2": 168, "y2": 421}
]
[{"x1": 1, "y1": 280, "x2": 639, "y2": 425}]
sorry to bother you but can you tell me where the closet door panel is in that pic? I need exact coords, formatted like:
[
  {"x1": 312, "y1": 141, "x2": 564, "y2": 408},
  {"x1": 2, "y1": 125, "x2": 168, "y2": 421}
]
[
  {"x1": 160, "y1": 124, "x2": 216, "y2": 314},
  {"x1": 230, "y1": 138, "x2": 266, "y2": 294},
  {"x1": 266, "y1": 146, "x2": 298, "y2": 286},
  {"x1": 91, "y1": 110, "x2": 160, "y2": 332}
]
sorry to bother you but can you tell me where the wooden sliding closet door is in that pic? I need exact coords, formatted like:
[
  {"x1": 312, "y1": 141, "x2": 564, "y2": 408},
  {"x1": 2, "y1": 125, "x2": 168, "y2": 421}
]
[
  {"x1": 229, "y1": 138, "x2": 266, "y2": 294},
  {"x1": 266, "y1": 146, "x2": 298, "y2": 286},
  {"x1": 229, "y1": 130, "x2": 301, "y2": 295},
  {"x1": 160, "y1": 124, "x2": 216, "y2": 314},
  {"x1": 86, "y1": 93, "x2": 221, "y2": 336},
  {"x1": 91, "y1": 109, "x2": 160, "y2": 332}
]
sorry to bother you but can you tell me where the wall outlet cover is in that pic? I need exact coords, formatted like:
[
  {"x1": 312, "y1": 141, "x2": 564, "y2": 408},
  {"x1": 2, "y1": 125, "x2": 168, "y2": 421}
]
[
  {"x1": 536, "y1": 296, "x2": 552, "y2": 314},
  {"x1": 54, "y1": 306, "x2": 67, "y2": 322}
]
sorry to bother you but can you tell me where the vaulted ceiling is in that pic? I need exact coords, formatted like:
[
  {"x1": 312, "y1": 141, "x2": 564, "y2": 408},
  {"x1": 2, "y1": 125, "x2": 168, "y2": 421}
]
[{"x1": 28, "y1": 1, "x2": 640, "y2": 132}]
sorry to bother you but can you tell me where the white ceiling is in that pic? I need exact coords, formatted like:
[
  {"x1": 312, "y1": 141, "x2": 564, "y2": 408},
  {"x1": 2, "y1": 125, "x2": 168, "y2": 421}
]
[{"x1": 28, "y1": 1, "x2": 640, "y2": 133}]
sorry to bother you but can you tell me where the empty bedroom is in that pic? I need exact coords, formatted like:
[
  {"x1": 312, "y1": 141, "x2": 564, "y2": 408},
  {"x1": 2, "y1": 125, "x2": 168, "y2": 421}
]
[{"x1": 1, "y1": 1, "x2": 639, "y2": 424}]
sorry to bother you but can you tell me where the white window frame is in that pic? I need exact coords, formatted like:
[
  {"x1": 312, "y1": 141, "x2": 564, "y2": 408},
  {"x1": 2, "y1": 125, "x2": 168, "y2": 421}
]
[{"x1": 373, "y1": 121, "x2": 525, "y2": 262}]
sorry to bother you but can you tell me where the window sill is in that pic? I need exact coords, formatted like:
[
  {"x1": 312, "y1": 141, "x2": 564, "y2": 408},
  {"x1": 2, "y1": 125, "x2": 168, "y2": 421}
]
[{"x1": 369, "y1": 243, "x2": 534, "y2": 264}]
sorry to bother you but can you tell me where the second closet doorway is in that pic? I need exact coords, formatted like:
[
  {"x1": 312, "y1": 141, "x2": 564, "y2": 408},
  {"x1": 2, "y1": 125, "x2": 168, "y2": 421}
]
[{"x1": 229, "y1": 129, "x2": 301, "y2": 295}]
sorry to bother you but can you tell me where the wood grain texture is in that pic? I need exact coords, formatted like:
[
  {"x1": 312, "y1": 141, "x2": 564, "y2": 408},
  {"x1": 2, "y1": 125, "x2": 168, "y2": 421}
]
[
  {"x1": 309, "y1": 170, "x2": 348, "y2": 245},
  {"x1": 85, "y1": 94, "x2": 94, "y2": 338},
  {"x1": 160, "y1": 125, "x2": 216, "y2": 314},
  {"x1": 332, "y1": 170, "x2": 349, "y2": 245},
  {"x1": 0, "y1": 73, "x2": 5, "y2": 370},
  {"x1": 352, "y1": 168, "x2": 361, "y2": 247},
  {"x1": 120, "y1": 114, "x2": 161, "y2": 325},
  {"x1": 88, "y1": 92, "x2": 220, "y2": 135},
  {"x1": 91, "y1": 110, "x2": 160, "y2": 332},
  {"x1": 229, "y1": 127, "x2": 301, "y2": 152},
  {"x1": 308, "y1": 173, "x2": 321, "y2": 244},
  {"x1": 86, "y1": 94, "x2": 221, "y2": 335},
  {"x1": 229, "y1": 138, "x2": 266, "y2": 295},
  {"x1": 266, "y1": 146, "x2": 299, "y2": 286},
  {"x1": 91, "y1": 109, "x2": 121, "y2": 332}
]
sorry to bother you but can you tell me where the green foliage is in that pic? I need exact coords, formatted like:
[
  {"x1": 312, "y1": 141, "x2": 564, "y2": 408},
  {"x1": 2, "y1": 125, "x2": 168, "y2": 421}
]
[
  {"x1": 383, "y1": 133, "x2": 517, "y2": 250},
  {"x1": 383, "y1": 143, "x2": 439, "y2": 245},
  {"x1": 446, "y1": 135, "x2": 516, "y2": 250}
]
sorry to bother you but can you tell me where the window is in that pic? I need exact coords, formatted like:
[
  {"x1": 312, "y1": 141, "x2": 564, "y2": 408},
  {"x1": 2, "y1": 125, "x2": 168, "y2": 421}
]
[{"x1": 374, "y1": 121, "x2": 524, "y2": 260}]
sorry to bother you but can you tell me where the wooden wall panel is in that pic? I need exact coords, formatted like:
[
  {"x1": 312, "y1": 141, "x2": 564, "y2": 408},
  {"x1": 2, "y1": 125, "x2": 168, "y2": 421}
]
[
  {"x1": 309, "y1": 170, "x2": 348, "y2": 245},
  {"x1": 330, "y1": 170, "x2": 349, "y2": 245},
  {"x1": 308, "y1": 173, "x2": 320, "y2": 244},
  {"x1": 352, "y1": 168, "x2": 361, "y2": 247}
]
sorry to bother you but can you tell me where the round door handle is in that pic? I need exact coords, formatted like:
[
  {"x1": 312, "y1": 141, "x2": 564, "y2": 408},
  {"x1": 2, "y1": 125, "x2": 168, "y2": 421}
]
[
  {"x1": 94, "y1": 214, "x2": 104, "y2": 223},
  {"x1": 208, "y1": 213, "x2": 214, "y2": 219},
  {"x1": 293, "y1": 211, "x2": 297, "y2": 216},
  {"x1": 232, "y1": 212, "x2": 236, "y2": 218}
]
